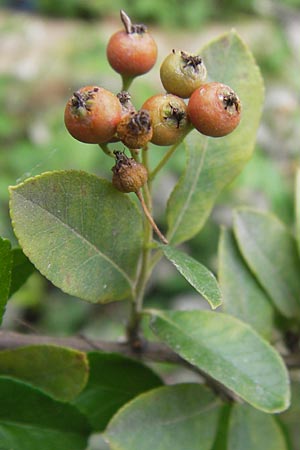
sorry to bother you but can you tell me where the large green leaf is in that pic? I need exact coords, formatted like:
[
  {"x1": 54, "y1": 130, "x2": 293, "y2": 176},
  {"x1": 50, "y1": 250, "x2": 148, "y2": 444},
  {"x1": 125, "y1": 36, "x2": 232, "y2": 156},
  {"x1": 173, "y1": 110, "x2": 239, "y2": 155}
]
[
  {"x1": 166, "y1": 31, "x2": 264, "y2": 244},
  {"x1": 73, "y1": 352, "x2": 163, "y2": 431},
  {"x1": 0, "y1": 345, "x2": 89, "y2": 402},
  {"x1": 9, "y1": 247, "x2": 35, "y2": 296},
  {"x1": 228, "y1": 403, "x2": 288, "y2": 450},
  {"x1": 233, "y1": 208, "x2": 300, "y2": 318},
  {"x1": 9, "y1": 170, "x2": 143, "y2": 303},
  {"x1": 105, "y1": 384, "x2": 221, "y2": 450},
  {"x1": 0, "y1": 237, "x2": 12, "y2": 324},
  {"x1": 0, "y1": 376, "x2": 90, "y2": 450},
  {"x1": 148, "y1": 309, "x2": 290, "y2": 413},
  {"x1": 162, "y1": 245, "x2": 222, "y2": 309},
  {"x1": 218, "y1": 228, "x2": 273, "y2": 339}
]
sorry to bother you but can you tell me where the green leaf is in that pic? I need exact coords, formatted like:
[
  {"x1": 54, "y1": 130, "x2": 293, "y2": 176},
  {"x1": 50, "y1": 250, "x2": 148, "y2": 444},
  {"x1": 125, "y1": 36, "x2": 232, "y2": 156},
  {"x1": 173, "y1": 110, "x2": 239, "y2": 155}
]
[
  {"x1": 105, "y1": 384, "x2": 221, "y2": 450},
  {"x1": 279, "y1": 381, "x2": 300, "y2": 450},
  {"x1": 211, "y1": 404, "x2": 231, "y2": 450},
  {"x1": 0, "y1": 376, "x2": 90, "y2": 450},
  {"x1": 73, "y1": 352, "x2": 163, "y2": 431},
  {"x1": 0, "y1": 237, "x2": 12, "y2": 325},
  {"x1": 9, "y1": 170, "x2": 143, "y2": 303},
  {"x1": 218, "y1": 228, "x2": 273, "y2": 339},
  {"x1": 167, "y1": 31, "x2": 264, "y2": 244},
  {"x1": 228, "y1": 403, "x2": 288, "y2": 450},
  {"x1": 162, "y1": 245, "x2": 222, "y2": 309},
  {"x1": 0, "y1": 345, "x2": 89, "y2": 402},
  {"x1": 233, "y1": 208, "x2": 300, "y2": 318},
  {"x1": 9, "y1": 247, "x2": 35, "y2": 296},
  {"x1": 148, "y1": 309, "x2": 290, "y2": 413}
]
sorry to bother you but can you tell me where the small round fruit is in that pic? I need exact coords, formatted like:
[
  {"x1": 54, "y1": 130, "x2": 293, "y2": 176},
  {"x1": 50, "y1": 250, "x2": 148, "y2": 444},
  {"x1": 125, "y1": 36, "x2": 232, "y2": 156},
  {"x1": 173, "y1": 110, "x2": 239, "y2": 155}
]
[
  {"x1": 187, "y1": 82, "x2": 241, "y2": 137},
  {"x1": 117, "y1": 109, "x2": 153, "y2": 149},
  {"x1": 142, "y1": 94, "x2": 191, "y2": 146},
  {"x1": 112, "y1": 151, "x2": 148, "y2": 193},
  {"x1": 160, "y1": 50, "x2": 207, "y2": 98},
  {"x1": 64, "y1": 86, "x2": 122, "y2": 144},
  {"x1": 107, "y1": 10, "x2": 157, "y2": 78}
]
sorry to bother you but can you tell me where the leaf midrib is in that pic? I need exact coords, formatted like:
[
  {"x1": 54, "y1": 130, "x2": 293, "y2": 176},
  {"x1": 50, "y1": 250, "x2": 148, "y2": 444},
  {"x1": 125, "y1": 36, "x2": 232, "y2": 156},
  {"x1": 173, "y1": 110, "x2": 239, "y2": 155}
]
[
  {"x1": 151, "y1": 312, "x2": 285, "y2": 408},
  {"x1": 13, "y1": 191, "x2": 133, "y2": 287},
  {"x1": 168, "y1": 139, "x2": 209, "y2": 242}
]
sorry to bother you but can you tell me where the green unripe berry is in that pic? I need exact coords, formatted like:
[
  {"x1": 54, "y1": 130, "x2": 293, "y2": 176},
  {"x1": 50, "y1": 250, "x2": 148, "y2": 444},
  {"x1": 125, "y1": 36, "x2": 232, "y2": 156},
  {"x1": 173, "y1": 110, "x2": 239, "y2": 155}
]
[{"x1": 160, "y1": 50, "x2": 207, "y2": 98}]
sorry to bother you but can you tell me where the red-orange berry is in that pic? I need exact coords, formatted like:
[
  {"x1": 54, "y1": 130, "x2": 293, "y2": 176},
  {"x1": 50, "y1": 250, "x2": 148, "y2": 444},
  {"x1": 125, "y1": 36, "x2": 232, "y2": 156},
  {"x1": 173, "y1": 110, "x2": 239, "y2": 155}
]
[
  {"x1": 187, "y1": 82, "x2": 241, "y2": 137},
  {"x1": 64, "y1": 86, "x2": 122, "y2": 144},
  {"x1": 142, "y1": 94, "x2": 191, "y2": 146},
  {"x1": 160, "y1": 50, "x2": 207, "y2": 98},
  {"x1": 106, "y1": 10, "x2": 157, "y2": 78}
]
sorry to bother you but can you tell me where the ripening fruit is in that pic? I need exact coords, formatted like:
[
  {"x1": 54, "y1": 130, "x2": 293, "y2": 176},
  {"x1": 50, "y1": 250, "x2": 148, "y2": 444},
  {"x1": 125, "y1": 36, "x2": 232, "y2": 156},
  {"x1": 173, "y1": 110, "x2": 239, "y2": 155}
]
[
  {"x1": 187, "y1": 82, "x2": 241, "y2": 137},
  {"x1": 117, "y1": 109, "x2": 153, "y2": 149},
  {"x1": 112, "y1": 151, "x2": 148, "y2": 193},
  {"x1": 107, "y1": 10, "x2": 157, "y2": 78},
  {"x1": 160, "y1": 50, "x2": 207, "y2": 98},
  {"x1": 142, "y1": 94, "x2": 191, "y2": 146},
  {"x1": 64, "y1": 86, "x2": 122, "y2": 144}
]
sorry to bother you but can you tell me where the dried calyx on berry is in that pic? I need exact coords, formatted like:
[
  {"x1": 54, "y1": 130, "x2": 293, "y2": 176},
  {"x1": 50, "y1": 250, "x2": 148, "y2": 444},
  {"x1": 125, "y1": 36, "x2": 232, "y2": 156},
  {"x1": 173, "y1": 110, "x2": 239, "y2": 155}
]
[
  {"x1": 117, "y1": 91, "x2": 136, "y2": 116},
  {"x1": 117, "y1": 109, "x2": 153, "y2": 149},
  {"x1": 142, "y1": 94, "x2": 191, "y2": 146},
  {"x1": 160, "y1": 49, "x2": 207, "y2": 98},
  {"x1": 112, "y1": 151, "x2": 148, "y2": 193}
]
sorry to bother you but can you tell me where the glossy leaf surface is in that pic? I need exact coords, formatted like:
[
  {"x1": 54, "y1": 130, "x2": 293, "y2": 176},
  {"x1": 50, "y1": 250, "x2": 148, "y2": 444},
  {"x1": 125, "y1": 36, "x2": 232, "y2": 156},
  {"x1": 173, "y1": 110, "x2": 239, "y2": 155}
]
[
  {"x1": 162, "y1": 245, "x2": 221, "y2": 309},
  {"x1": 0, "y1": 345, "x2": 89, "y2": 402},
  {"x1": 234, "y1": 208, "x2": 300, "y2": 318},
  {"x1": 105, "y1": 384, "x2": 221, "y2": 450},
  {"x1": 148, "y1": 309, "x2": 290, "y2": 413},
  {"x1": 218, "y1": 228, "x2": 273, "y2": 339},
  {"x1": 167, "y1": 31, "x2": 264, "y2": 244},
  {"x1": 9, "y1": 170, "x2": 143, "y2": 303},
  {"x1": 0, "y1": 237, "x2": 12, "y2": 324},
  {"x1": 73, "y1": 352, "x2": 163, "y2": 431},
  {"x1": 0, "y1": 376, "x2": 90, "y2": 450},
  {"x1": 228, "y1": 403, "x2": 288, "y2": 450}
]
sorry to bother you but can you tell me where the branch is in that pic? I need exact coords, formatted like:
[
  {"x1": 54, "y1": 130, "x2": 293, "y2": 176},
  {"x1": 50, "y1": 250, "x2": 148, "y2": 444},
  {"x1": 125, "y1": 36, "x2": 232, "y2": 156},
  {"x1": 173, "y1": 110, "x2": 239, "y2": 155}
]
[
  {"x1": 0, "y1": 330, "x2": 181, "y2": 363},
  {"x1": 1, "y1": 330, "x2": 298, "y2": 402}
]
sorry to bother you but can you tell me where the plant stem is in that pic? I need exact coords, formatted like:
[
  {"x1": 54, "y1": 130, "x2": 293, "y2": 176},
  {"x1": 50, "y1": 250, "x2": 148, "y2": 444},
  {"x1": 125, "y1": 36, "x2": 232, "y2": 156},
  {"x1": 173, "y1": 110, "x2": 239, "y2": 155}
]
[
  {"x1": 121, "y1": 74, "x2": 134, "y2": 92},
  {"x1": 98, "y1": 143, "x2": 114, "y2": 158},
  {"x1": 149, "y1": 129, "x2": 192, "y2": 180},
  {"x1": 136, "y1": 190, "x2": 168, "y2": 245}
]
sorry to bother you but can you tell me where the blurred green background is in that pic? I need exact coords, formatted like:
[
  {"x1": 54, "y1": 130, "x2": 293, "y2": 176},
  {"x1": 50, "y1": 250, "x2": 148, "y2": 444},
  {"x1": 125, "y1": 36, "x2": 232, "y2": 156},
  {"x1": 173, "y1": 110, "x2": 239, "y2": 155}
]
[{"x1": 0, "y1": 0, "x2": 300, "y2": 365}]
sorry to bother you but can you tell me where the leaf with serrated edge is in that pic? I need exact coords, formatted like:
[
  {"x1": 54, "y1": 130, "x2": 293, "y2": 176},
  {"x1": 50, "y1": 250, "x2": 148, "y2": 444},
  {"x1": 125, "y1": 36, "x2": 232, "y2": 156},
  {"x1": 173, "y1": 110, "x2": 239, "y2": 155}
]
[
  {"x1": 0, "y1": 345, "x2": 89, "y2": 402},
  {"x1": 228, "y1": 403, "x2": 288, "y2": 450},
  {"x1": 234, "y1": 208, "x2": 300, "y2": 318},
  {"x1": 9, "y1": 170, "x2": 143, "y2": 303},
  {"x1": 147, "y1": 309, "x2": 290, "y2": 413},
  {"x1": 105, "y1": 384, "x2": 221, "y2": 450},
  {"x1": 0, "y1": 237, "x2": 12, "y2": 324},
  {"x1": 218, "y1": 228, "x2": 273, "y2": 339},
  {"x1": 167, "y1": 31, "x2": 264, "y2": 244},
  {"x1": 162, "y1": 245, "x2": 221, "y2": 309}
]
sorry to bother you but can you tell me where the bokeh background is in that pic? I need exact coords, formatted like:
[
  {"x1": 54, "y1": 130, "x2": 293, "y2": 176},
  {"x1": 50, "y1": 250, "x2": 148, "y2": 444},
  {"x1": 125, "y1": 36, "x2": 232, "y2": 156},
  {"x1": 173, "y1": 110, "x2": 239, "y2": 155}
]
[{"x1": 0, "y1": 0, "x2": 300, "y2": 412}]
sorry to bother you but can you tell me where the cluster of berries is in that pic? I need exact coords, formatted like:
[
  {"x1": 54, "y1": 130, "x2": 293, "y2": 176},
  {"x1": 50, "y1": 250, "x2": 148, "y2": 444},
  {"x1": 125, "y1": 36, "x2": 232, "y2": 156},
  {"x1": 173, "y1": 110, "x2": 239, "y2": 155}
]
[{"x1": 64, "y1": 10, "x2": 241, "y2": 195}]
